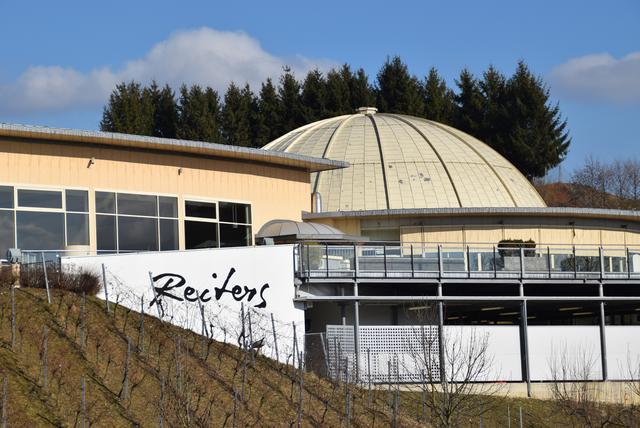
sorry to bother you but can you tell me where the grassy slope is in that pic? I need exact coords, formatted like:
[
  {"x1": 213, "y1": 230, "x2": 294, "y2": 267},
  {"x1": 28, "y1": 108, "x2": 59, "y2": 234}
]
[{"x1": 0, "y1": 288, "x2": 591, "y2": 427}]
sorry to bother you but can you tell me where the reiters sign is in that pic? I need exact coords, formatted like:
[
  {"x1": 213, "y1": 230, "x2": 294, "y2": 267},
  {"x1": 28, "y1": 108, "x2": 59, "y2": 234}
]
[{"x1": 61, "y1": 245, "x2": 302, "y2": 363}]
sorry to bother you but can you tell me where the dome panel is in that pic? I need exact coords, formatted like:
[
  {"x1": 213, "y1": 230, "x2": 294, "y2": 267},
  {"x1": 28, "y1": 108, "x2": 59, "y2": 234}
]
[{"x1": 262, "y1": 109, "x2": 546, "y2": 211}]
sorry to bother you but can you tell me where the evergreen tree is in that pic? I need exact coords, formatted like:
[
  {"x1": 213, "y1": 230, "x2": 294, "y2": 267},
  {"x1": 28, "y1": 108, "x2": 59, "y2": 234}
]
[
  {"x1": 478, "y1": 65, "x2": 508, "y2": 146},
  {"x1": 453, "y1": 68, "x2": 484, "y2": 137},
  {"x1": 148, "y1": 81, "x2": 178, "y2": 138},
  {"x1": 375, "y1": 56, "x2": 424, "y2": 115},
  {"x1": 501, "y1": 61, "x2": 570, "y2": 179},
  {"x1": 255, "y1": 78, "x2": 282, "y2": 147},
  {"x1": 325, "y1": 68, "x2": 351, "y2": 116},
  {"x1": 349, "y1": 67, "x2": 375, "y2": 110},
  {"x1": 278, "y1": 67, "x2": 304, "y2": 134},
  {"x1": 301, "y1": 69, "x2": 327, "y2": 122},
  {"x1": 221, "y1": 83, "x2": 254, "y2": 147},
  {"x1": 423, "y1": 67, "x2": 455, "y2": 124},
  {"x1": 177, "y1": 84, "x2": 224, "y2": 144},
  {"x1": 100, "y1": 81, "x2": 154, "y2": 135}
]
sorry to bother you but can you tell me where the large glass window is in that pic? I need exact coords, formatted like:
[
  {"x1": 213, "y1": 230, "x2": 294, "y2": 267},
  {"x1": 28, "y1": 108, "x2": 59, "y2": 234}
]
[
  {"x1": 0, "y1": 210, "x2": 14, "y2": 259},
  {"x1": 185, "y1": 199, "x2": 252, "y2": 249},
  {"x1": 0, "y1": 186, "x2": 13, "y2": 209},
  {"x1": 16, "y1": 211, "x2": 65, "y2": 250},
  {"x1": 18, "y1": 189, "x2": 62, "y2": 209},
  {"x1": 65, "y1": 190, "x2": 89, "y2": 246},
  {"x1": 96, "y1": 191, "x2": 178, "y2": 253}
]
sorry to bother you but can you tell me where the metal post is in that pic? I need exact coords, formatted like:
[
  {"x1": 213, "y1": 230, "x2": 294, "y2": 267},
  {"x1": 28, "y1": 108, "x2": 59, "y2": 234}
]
[
  {"x1": 353, "y1": 244, "x2": 359, "y2": 279},
  {"x1": 306, "y1": 244, "x2": 311, "y2": 278},
  {"x1": 519, "y1": 247, "x2": 525, "y2": 278},
  {"x1": 573, "y1": 245, "x2": 578, "y2": 278},
  {"x1": 547, "y1": 246, "x2": 552, "y2": 278},
  {"x1": 101, "y1": 263, "x2": 110, "y2": 313},
  {"x1": 148, "y1": 271, "x2": 162, "y2": 318},
  {"x1": 438, "y1": 245, "x2": 443, "y2": 278},
  {"x1": 493, "y1": 245, "x2": 497, "y2": 278},
  {"x1": 271, "y1": 313, "x2": 279, "y2": 362},
  {"x1": 599, "y1": 281, "x2": 608, "y2": 381},
  {"x1": 437, "y1": 282, "x2": 445, "y2": 383},
  {"x1": 325, "y1": 243, "x2": 330, "y2": 278},
  {"x1": 466, "y1": 245, "x2": 471, "y2": 278},
  {"x1": 410, "y1": 244, "x2": 415, "y2": 278},
  {"x1": 627, "y1": 247, "x2": 632, "y2": 279},
  {"x1": 353, "y1": 282, "x2": 360, "y2": 383},
  {"x1": 383, "y1": 244, "x2": 387, "y2": 278},
  {"x1": 599, "y1": 247, "x2": 605, "y2": 280},
  {"x1": 519, "y1": 294, "x2": 531, "y2": 398},
  {"x1": 41, "y1": 252, "x2": 51, "y2": 304}
]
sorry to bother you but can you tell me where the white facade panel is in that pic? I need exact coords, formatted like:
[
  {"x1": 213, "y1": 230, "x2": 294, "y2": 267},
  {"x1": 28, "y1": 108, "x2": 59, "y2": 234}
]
[
  {"x1": 605, "y1": 326, "x2": 640, "y2": 380},
  {"x1": 62, "y1": 245, "x2": 302, "y2": 364},
  {"x1": 528, "y1": 326, "x2": 602, "y2": 381}
]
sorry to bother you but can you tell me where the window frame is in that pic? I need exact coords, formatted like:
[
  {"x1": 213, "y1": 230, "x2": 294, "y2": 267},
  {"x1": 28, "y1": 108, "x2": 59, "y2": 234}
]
[{"x1": 183, "y1": 196, "x2": 253, "y2": 248}]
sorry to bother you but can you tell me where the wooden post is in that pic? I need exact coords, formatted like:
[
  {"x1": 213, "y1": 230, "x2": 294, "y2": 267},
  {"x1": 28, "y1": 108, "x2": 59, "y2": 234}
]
[
  {"x1": 101, "y1": 263, "x2": 110, "y2": 313},
  {"x1": 41, "y1": 252, "x2": 51, "y2": 304}
]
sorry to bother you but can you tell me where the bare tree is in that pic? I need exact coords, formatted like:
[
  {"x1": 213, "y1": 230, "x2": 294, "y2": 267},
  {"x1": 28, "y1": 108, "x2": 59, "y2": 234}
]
[
  {"x1": 404, "y1": 305, "x2": 502, "y2": 428},
  {"x1": 548, "y1": 344, "x2": 622, "y2": 427}
]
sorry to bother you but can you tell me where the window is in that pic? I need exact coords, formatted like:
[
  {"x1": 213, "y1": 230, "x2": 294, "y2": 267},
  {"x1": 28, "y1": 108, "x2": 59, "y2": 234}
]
[
  {"x1": 65, "y1": 190, "x2": 89, "y2": 246},
  {"x1": 0, "y1": 186, "x2": 91, "y2": 254},
  {"x1": 184, "y1": 199, "x2": 252, "y2": 249},
  {"x1": 96, "y1": 191, "x2": 178, "y2": 253}
]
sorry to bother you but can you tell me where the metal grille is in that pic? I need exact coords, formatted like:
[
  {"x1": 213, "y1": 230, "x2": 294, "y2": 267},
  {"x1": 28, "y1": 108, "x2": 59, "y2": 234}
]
[{"x1": 326, "y1": 325, "x2": 440, "y2": 383}]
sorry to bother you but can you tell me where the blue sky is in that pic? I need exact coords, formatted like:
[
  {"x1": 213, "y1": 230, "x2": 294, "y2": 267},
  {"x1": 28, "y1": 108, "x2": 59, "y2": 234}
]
[{"x1": 1, "y1": 0, "x2": 638, "y2": 174}]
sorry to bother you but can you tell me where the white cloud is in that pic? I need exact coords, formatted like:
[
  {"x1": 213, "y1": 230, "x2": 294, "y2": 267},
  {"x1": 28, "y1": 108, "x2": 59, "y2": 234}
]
[
  {"x1": 549, "y1": 51, "x2": 640, "y2": 104},
  {"x1": 0, "y1": 28, "x2": 336, "y2": 115}
]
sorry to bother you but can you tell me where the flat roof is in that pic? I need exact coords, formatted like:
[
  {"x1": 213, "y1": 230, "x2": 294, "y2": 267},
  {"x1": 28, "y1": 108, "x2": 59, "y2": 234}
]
[
  {"x1": 0, "y1": 123, "x2": 348, "y2": 173},
  {"x1": 303, "y1": 207, "x2": 640, "y2": 223}
]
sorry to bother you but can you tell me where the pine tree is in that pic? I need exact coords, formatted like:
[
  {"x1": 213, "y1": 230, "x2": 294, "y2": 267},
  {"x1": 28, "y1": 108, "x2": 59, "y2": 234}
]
[
  {"x1": 325, "y1": 68, "x2": 351, "y2": 116},
  {"x1": 423, "y1": 67, "x2": 455, "y2": 124},
  {"x1": 148, "y1": 81, "x2": 178, "y2": 138},
  {"x1": 478, "y1": 65, "x2": 507, "y2": 147},
  {"x1": 375, "y1": 56, "x2": 424, "y2": 116},
  {"x1": 221, "y1": 83, "x2": 254, "y2": 147},
  {"x1": 278, "y1": 67, "x2": 304, "y2": 134},
  {"x1": 501, "y1": 61, "x2": 570, "y2": 179},
  {"x1": 349, "y1": 67, "x2": 375, "y2": 110},
  {"x1": 255, "y1": 78, "x2": 282, "y2": 147},
  {"x1": 301, "y1": 69, "x2": 327, "y2": 122},
  {"x1": 100, "y1": 81, "x2": 154, "y2": 135},
  {"x1": 453, "y1": 68, "x2": 484, "y2": 137},
  {"x1": 177, "y1": 84, "x2": 224, "y2": 144}
]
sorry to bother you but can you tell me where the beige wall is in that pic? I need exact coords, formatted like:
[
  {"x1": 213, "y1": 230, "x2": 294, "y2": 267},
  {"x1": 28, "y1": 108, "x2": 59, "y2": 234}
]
[
  {"x1": 0, "y1": 137, "x2": 311, "y2": 250},
  {"x1": 313, "y1": 216, "x2": 640, "y2": 248}
]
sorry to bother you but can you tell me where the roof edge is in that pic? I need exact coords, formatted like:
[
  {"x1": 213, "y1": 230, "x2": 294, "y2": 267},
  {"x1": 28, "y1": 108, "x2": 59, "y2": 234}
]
[
  {"x1": 303, "y1": 207, "x2": 640, "y2": 222},
  {"x1": 0, "y1": 123, "x2": 348, "y2": 173}
]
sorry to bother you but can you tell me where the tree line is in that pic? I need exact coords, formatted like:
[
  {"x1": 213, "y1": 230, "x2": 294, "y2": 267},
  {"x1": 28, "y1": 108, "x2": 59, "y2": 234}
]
[
  {"x1": 570, "y1": 156, "x2": 640, "y2": 209},
  {"x1": 100, "y1": 57, "x2": 570, "y2": 179}
]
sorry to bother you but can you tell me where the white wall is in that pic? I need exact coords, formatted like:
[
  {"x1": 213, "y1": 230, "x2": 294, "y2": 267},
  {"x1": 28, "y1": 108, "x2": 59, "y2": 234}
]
[
  {"x1": 444, "y1": 326, "x2": 521, "y2": 381},
  {"x1": 528, "y1": 326, "x2": 602, "y2": 381},
  {"x1": 62, "y1": 245, "x2": 303, "y2": 364},
  {"x1": 606, "y1": 326, "x2": 640, "y2": 380}
]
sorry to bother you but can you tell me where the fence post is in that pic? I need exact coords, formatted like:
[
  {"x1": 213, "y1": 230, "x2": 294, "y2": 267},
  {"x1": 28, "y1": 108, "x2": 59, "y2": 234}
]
[
  {"x1": 138, "y1": 296, "x2": 145, "y2": 353},
  {"x1": 292, "y1": 322, "x2": 298, "y2": 370},
  {"x1": 344, "y1": 359, "x2": 351, "y2": 428},
  {"x1": 493, "y1": 245, "x2": 497, "y2": 278},
  {"x1": 573, "y1": 245, "x2": 578, "y2": 278},
  {"x1": 437, "y1": 245, "x2": 443, "y2": 278},
  {"x1": 519, "y1": 406, "x2": 523, "y2": 428},
  {"x1": 466, "y1": 245, "x2": 471, "y2": 278},
  {"x1": 547, "y1": 246, "x2": 552, "y2": 278},
  {"x1": 81, "y1": 376, "x2": 86, "y2": 428},
  {"x1": 41, "y1": 252, "x2": 51, "y2": 304},
  {"x1": 627, "y1": 247, "x2": 632, "y2": 279},
  {"x1": 2, "y1": 377, "x2": 7, "y2": 428},
  {"x1": 270, "y1": 313, "x2": 279, "y2": 362},
  {"x1": 148, "y1": 271, "x2": 162, "y2": 318},
  {"x1": 42, "y1": 325, "x2": 48, "y2": 390},
  {"x1": 297, "y1": 351, "x2": 304, "y2": 428},
  {"x1": 383, "y1": 244, "x2": 387, "y2": 277},
  {"x1": 101, "y1": 263, "x2": 110, "y2": 313},
  {"x1": 519, "y1": 247, "x2": 525, "y2": 278}
]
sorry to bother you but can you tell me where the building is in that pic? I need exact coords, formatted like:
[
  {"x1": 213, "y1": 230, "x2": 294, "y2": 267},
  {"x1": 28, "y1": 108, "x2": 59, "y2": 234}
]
[
  {"x1": 0, "y1": 123, "x2": 345, "y2": 259},
  {"x1": 264, "y1": 108, "x2": 640, "y2": 391},
  {"x1": 2, "y1": 109, "x2": 640, "y2": 393}
]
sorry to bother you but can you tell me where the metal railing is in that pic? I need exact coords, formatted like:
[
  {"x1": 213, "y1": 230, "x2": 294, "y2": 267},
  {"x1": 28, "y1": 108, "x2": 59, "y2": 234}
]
[{"x1": 298, "y1": 243, "x2": 640, "y2": 281}]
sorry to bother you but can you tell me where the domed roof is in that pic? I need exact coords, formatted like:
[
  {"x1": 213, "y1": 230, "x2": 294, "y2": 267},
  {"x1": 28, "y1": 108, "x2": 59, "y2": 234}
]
[{"x1": 263, "y1": 108, "x2": 546, "y2": 212}]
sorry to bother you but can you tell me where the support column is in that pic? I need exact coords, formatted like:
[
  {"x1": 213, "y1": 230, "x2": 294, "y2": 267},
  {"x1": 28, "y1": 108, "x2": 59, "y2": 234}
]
[
  {"x1": 519, "y1": 281, "x2": 531, "y2": 397},
  {"x1": 354, "y1": 281, "x2": 360, "y2": 383},
  {"x1": 437, "y1": 281, "x2": 445, "y2": 383},
  {"x1": 599, "y1": 281, "x2": 608, "y2": 381}
]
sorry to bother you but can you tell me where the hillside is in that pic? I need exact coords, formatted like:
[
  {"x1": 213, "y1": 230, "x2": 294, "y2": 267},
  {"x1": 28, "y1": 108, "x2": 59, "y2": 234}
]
[
  {"x1": 0, "y1": 286, "x2": 623, "y2": 427},
  {"x1": 536, "y1": 182, "x2": 640, "y2": 210}
]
